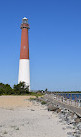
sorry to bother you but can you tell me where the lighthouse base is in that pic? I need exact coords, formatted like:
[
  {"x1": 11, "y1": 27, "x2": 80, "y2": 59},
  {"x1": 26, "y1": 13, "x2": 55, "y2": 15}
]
[{"x1": 18, "y1": 59, "x2": 30, "y2": 90}]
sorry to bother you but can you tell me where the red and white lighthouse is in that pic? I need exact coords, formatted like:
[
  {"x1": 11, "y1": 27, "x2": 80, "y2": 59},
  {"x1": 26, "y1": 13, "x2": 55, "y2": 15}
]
[{"x1": 18, "y1": 17, "x2": 30, "y2": 89}]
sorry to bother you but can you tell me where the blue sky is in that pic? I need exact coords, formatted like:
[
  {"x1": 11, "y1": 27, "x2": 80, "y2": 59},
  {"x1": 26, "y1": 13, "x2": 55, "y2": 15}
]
[{"x1": 0, "y1": 0, "x2": 81, "y2": 91}]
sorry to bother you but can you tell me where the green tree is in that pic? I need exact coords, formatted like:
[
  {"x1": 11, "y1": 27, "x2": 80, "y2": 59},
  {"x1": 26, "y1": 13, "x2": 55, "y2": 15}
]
[
  {"x1": 0, "y1": 83, "x2": 13, "y2": 95},
  {"x1": 13, "y1": 82, "x2": 29, "y2": 95},
  {"x1": 45, "y1": 88, "x2": 48, "y2": 92}
]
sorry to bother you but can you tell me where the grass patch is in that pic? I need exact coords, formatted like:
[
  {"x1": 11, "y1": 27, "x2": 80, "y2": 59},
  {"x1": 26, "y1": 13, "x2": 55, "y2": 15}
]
[
  {"x1": 41, "y1": 101, "x2": 47, "y2": 105},
  {"x1": 30, "y1": 92, "x2": 43, "y2": 97},
  {"x1": 29, "y1": 97, "x2": 37, "y2": 101}
]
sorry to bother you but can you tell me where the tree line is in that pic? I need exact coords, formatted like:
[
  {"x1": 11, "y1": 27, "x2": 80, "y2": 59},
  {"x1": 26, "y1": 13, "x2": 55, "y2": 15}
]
[{"x1": 0, "y1": 82, "x2": 30, "y2": 95}]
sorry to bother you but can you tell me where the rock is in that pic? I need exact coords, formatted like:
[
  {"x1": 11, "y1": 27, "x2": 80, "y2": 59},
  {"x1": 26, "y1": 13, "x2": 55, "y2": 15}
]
[
  {"x1": 56, "y1": 108, "x2": 61, "y2": 113},
  {"x1": 75, "y1": 129, "x2": 81, "y2": 135},
  {"x1": 31, "y1": 109, "x2": 35, "y2": 111},
  {"x1": 62, "y1": 127, "x2": 66, "y2": 130},
  {"x1": 46, "y1": 101, "x2": 51, "y2": 106},
  {"x1": 75, "y1": 118, "x2": 81, "y2": 123},
  {"x1": 48, "y1": 104, "x2": 58, "y2": 111},
  {"x1": 69, "y1": 112, "x2": 75, "y2": 118},
  {"x1": 77, "y1": 122, "x2": 81, "y2": 130},
  {"x1": 73, "y1": 114, "x2": 78, "y2": 119},
  {"x1": 67, "y1": 132, "x2": 74, "y2": 136},
  {"x1": 69, "y1": 119, "x2": 75, "y2": 124},
  {"x1": 66, "y1": 126, "x2": 73, "y2": 129},
  {"x1": 74, "y1": 134, "x2": 80, "y2": 137}
]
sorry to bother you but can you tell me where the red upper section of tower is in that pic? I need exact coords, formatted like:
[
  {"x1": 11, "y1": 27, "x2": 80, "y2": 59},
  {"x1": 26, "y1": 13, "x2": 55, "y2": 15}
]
[{"x1": 20, "y1": 17, "x2": 30, "y2": 59}]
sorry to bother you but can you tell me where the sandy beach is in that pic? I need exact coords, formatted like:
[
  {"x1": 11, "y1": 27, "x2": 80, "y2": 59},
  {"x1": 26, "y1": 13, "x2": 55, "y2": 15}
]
[{"x1": 0, "y1": 96, "x2": 73, "y2": 137}]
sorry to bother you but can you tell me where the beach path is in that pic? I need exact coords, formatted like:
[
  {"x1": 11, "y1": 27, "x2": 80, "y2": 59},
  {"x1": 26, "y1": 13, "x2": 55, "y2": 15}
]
[{"x1": 0, "y1": 96, "x2": 72, "y2": 137}]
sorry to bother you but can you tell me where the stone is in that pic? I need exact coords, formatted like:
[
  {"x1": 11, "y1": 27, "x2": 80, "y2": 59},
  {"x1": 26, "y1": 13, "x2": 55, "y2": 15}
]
[
  {"x1": 73, "y1": 114, "x2": 78, "y2": 119},
  {"x1": 56, "y1": 108, "x2": 61, "y2": 113},
  {"x1": 48, "y1": 104, "x2": 58, "y2": 111},
  {"x1": 77, "y1": 122, "x2": 81, "y2": 130},
  {"x1": 75, "y1": 118, "x2": 81, "y2": 123}
]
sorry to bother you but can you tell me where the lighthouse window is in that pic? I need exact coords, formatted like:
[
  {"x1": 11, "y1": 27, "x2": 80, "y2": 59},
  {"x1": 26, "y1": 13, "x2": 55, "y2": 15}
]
[{"x1": 23, "y1": 20, "x2": 27, "y2": 24}]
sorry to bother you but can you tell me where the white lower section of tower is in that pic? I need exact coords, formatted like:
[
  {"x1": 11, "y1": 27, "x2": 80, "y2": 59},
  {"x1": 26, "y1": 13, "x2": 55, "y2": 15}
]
[{"x1": 18, "y1": 59, "x2": 30, "y2": 90}]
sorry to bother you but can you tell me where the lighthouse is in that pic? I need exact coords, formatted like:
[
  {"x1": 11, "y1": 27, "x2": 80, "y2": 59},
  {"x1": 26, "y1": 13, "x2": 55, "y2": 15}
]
[{"x1": 18, "y1": 17, "x2": 30, "y2": 90}]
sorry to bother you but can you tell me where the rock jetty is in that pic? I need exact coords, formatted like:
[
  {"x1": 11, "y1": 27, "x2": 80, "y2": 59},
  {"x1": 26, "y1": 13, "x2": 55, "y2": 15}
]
[{"x1": 36, "y1": 94, "x2": 81, "y2": 137}]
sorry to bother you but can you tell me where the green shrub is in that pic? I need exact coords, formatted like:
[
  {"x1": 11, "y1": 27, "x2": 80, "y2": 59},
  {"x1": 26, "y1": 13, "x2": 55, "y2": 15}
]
[
  {"x1": 13, "y1": 82, "x2": 29, "y2": 95},
  {"x1": 0, "y1": 83, "x2": 13, "y2": 95},
  {"x1": 30, "y1": 97, "x2": 36, "y2": 101},
  {"x1": 41, "y1": 101, "x2": 47, "y2": 105}
]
